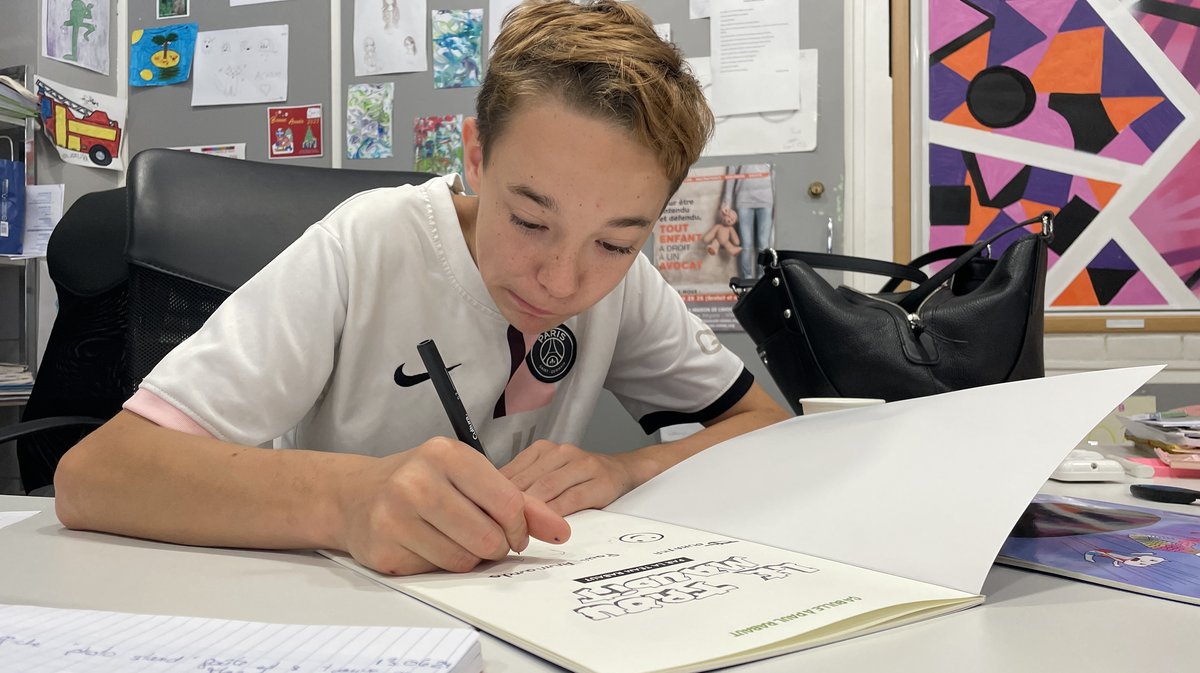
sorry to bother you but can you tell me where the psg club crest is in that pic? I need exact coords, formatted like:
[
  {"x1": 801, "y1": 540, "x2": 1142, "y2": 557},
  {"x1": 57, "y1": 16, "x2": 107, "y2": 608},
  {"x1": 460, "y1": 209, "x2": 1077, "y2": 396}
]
[{"x1": 526, "y1": 325, "x2": 577, "y2": 383}]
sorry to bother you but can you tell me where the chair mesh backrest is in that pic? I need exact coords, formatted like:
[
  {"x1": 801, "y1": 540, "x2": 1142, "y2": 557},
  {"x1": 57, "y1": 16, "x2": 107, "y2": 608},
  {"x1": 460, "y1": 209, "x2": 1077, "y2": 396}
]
[{"x1": 125, "y1": 266, "x2": 232, "y2": 389}]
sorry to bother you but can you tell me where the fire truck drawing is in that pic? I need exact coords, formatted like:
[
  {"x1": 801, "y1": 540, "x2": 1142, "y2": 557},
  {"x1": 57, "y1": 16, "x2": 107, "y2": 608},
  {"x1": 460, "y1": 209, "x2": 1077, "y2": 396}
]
[{"x1": 37, "y1": 80, "x2": 121, "y2": 167}]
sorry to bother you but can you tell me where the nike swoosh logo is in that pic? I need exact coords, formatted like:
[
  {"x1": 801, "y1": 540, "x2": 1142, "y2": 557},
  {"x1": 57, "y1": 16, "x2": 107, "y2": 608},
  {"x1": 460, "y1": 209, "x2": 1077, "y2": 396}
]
[{"x1": 394, "y1": 362, "x2": 462, "y2": 387}]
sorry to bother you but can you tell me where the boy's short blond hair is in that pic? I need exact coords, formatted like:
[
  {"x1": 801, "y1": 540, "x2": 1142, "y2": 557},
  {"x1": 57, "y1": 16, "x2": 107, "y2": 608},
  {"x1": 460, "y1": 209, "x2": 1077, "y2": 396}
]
[{"x1": 477, "y1": 0, "x2": 713, "y2": 193}]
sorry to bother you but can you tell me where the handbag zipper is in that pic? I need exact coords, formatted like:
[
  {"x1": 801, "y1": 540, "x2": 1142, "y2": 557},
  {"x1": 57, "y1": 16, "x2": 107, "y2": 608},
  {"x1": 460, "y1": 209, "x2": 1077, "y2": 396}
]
[{"x1": 840, "y1": 285, "x2": 944, "y2": 337}]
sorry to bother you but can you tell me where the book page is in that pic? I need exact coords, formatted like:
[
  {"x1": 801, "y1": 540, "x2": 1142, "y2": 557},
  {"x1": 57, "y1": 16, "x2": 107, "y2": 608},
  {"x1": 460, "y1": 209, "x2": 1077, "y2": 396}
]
[
  {"x1": 610, "y1": 366, "x2": 1163, "y2": 595},
  {"x1": 323, "y1": 510, "x2": 980, "y2": 673},
  {"x1": 0, "y1": 603, "x2": 480, "y2": 673}
]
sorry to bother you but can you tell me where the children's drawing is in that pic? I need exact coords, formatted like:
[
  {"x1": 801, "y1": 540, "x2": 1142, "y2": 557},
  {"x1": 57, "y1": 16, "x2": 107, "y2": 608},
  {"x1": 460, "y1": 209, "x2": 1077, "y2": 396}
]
[
  {"x1": 413, "y1": 114, "x2": 463, "y2": 174},
  {"x1": 347, "y1": 83, "x2": 394, "y2": 160},
  {"x1": 432, "y1": 8, "x2": 484, "y2": 89},
  {"x1": 35, "y1": 75, "x2": 126, "y2": 172},
  {"x1": 157, "y1": 0, "x2": 188, "y2": 20},
  {"x1": 267, "y1": 105, "x2": 322, "y2": 160},
  {"x1": 1134, "y1": 0, "x2": 1200, "y2": 91},
  {"x1": 43, "y1": 0, "x2": 111, "y2": 76},
  {"x1": 353, "y1": 0, "x2": 428, "y2": 76},
  {"x1": 130, "y1": 23, "x2": 197, "y2": 87},
  {"x1": 929, "y1": 0, "x2": 1182, "y2": 163},
  {"x1": 192, "y1": 25, "x2": 288, "y2": 106}
]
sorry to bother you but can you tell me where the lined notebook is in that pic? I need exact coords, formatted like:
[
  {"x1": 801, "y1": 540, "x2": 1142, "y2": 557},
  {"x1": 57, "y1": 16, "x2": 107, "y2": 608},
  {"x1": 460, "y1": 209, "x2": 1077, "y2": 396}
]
[{"x1": 0, "y1": 603, "x2": 481, "y2": 673}]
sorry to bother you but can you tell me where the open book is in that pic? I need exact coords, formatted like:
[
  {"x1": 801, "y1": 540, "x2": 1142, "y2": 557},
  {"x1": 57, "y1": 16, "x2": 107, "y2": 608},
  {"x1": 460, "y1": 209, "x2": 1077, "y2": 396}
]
[
  {"x1": 998, "y1": 494, "x2": 1200, "y2": 605},
  {"x1": 324, "y1": 366, "x2": 1162, "y2": 673},
  {"x1": 323, "y1": 509, "x2": 980, "y2": 673}
]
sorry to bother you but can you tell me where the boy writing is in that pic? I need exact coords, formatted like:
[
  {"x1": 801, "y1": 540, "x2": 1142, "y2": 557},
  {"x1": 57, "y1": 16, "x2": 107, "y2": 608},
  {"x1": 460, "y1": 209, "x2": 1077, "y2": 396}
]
[{"x1": 55, "y1": 0, "x2": 789, "y2": 576}]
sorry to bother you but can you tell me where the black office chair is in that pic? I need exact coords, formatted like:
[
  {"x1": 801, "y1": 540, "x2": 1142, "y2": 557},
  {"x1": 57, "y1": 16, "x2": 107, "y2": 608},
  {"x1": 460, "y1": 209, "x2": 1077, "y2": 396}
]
[
  {"x1": 2, "y1": 149, "x2": 436, "y2": 494},
  {"x1": 1, "y1": 188, "x2": 130, "y2": 494}
]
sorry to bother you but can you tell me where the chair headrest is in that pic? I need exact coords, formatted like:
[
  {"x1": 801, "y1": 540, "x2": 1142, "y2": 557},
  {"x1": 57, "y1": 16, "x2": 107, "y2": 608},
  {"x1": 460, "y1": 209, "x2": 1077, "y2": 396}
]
[
  {"x1": 126, "y1": 148, "x2": 436, "y2": 292},
  {"x1": 46, "y1": 187, "x2": 128, "y2": 297}
]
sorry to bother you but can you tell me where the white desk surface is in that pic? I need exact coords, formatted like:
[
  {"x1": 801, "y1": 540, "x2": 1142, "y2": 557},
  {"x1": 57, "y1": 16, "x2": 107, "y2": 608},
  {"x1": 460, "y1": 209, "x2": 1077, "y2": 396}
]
[{"x1": 2, "y1": 477, "x2": 1197, "y2": 673}]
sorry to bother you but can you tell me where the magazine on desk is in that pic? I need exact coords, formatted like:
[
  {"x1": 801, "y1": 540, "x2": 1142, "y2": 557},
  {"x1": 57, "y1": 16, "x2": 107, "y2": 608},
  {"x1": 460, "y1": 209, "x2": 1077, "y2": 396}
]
[
  {"x1": 998, "y1": 494, "x2": 1200, "y2": 606},
  {"x1": 322, "y1": 509, "x2": 982, "y2": 673}
]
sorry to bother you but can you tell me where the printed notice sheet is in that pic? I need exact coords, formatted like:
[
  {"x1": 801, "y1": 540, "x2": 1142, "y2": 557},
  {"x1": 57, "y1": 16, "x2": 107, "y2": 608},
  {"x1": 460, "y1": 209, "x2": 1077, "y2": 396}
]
[
  {"x1": 709, "y1": 0, "x2": 801, "y2": 116},
  {"x1": 323, "y1": 510, "x2": 980, "y2": 673}
]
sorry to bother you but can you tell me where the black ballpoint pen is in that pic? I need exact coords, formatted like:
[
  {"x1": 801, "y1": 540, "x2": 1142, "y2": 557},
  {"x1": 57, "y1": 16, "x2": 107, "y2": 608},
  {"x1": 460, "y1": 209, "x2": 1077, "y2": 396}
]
[{"x1": 417, "y1": 339, "x2": 487, "y2": 455}]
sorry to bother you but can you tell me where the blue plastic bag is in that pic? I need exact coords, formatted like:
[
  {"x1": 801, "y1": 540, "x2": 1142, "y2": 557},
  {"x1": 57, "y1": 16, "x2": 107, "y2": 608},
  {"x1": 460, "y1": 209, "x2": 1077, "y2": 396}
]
[{"x1": 0, "y1": 137, "x2": 25, "y2": 255}]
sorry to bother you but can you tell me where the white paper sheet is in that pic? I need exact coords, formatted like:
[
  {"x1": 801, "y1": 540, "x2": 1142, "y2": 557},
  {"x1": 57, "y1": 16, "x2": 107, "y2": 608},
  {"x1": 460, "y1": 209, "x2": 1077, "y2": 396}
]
[
  {"x1": 169, "y1": 143, "x2": 246, "y2": 159},
  {"x1": 0, "y1": 603, "x2": 481, "y2": 673},
  {"x1": 14, "y1": 184, "x2": 65, "y2": 258},
  {"x1": 0, "y1": 511, "x2": 38, "y2": 531},
  {"x1": 709, "y1": 0, "x2": 800, "y2": 116},
  {"x1": 689, "y1": 53, "x2": 817, "y2": 156},
  {"x1": 191, "y1": 25, "x2": 288, "y2": 106},
  {"x1": 609, "y1": 366, "x2": 1164, "y2": 595},
  {"x1": 354, "y1": 0, "x2": 428, "y2": 76}
]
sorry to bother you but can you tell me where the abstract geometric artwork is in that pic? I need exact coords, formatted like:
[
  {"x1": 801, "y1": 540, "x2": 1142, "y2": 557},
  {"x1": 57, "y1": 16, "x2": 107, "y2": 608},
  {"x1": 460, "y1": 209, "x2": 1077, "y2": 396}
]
[
  {"x1": 929, "y1": 143, "x2": 1119, "y2": 261},
  {"x1": 1134, "y1": 0, "x2": 1200, "y2": 92},
  {"x1": 1130, "y1": 137, "x2": 1200, "y2": 298},
  {"x1": 930, "y1": 0, "x2": 1183, "y2": 163},
  {"x1": 925, "y1": 0, "x2": 1200, "y2": 311}
]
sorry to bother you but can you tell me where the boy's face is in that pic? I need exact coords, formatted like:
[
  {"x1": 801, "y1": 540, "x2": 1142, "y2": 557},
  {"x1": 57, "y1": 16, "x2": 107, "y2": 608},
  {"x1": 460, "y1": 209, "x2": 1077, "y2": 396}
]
[{"x1": 462, "y1": 101, "x2": 673, "y2": 335}]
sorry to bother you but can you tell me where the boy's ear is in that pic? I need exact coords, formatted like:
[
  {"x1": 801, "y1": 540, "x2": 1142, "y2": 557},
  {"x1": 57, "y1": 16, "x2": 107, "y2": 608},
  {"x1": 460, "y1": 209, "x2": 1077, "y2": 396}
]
[{"x1": 462, "y1": 117, "x2": 484, "y2": 191}]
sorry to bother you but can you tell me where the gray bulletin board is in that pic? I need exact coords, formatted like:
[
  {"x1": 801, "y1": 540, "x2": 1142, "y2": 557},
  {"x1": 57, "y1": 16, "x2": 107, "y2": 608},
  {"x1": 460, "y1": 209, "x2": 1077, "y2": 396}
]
[{"x1": 122, "y1": 0, "x2": 849, "y2": 447}]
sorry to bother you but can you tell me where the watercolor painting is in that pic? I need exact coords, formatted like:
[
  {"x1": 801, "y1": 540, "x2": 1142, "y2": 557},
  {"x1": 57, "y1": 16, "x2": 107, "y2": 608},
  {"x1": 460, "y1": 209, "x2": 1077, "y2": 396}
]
[
  {"x1": 43, "y1": 0, "x2": 111, "y2": 75},
  {"x1": 414, "y1": 114, "x2": 464, "y2": 174},
  {"x1": 130, "y1": 23, "x2": 197, "y2": 87},
  {"x1": 432, "y1": 9, "x2": 483, "y2": 89},
  {"x1": 347, "y1": 83, "x2": 394, "y2": 160}
]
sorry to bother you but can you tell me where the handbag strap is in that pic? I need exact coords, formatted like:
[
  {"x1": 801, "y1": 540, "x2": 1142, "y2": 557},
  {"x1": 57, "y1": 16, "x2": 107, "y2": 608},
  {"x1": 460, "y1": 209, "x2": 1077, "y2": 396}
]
[
  {"x1": 896, "y1": 211, "x2": 1054, "y2": 312},
  {"x1": 756, "y1": 249, "x2": 931, "y2": 284},
  {"x1": 877, "y1": 245, "x2": 972, "y2": 293}
]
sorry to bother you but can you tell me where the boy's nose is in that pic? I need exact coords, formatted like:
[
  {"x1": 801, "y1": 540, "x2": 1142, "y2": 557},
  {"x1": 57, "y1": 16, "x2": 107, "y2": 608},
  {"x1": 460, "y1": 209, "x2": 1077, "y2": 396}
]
[{"x1": 538, "y1": 251, "x2": 581, "y2": 299}]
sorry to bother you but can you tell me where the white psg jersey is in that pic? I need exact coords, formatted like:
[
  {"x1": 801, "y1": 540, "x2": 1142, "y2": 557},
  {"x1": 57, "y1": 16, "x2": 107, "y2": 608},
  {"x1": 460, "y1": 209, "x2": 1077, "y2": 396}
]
[{"x1": 132, "y1": 175, "x2": 750, "y2": 465}]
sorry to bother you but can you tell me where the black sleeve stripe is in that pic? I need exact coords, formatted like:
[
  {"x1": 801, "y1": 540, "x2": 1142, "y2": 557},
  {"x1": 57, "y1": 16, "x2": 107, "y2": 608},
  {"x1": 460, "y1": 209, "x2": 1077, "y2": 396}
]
[{"x1": 637, "y1": 368, "x2": 755, "y2": 435}]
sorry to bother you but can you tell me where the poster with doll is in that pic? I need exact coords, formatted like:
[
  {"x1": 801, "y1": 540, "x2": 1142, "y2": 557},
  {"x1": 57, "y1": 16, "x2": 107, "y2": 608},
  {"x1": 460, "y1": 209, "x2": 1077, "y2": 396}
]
[
  {"x1": 267, "y1": 104, "x2": 322, "y2": 160},
  {"x1": 653, "y1": 165, "x2": 775, "y2": 332}
]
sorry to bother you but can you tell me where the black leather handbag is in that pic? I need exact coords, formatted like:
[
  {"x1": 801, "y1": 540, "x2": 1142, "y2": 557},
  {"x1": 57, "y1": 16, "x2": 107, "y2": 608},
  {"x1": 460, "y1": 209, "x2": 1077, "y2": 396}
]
[{"x1": 731, "y1": 212, "x2": 1054, "y2": 413}]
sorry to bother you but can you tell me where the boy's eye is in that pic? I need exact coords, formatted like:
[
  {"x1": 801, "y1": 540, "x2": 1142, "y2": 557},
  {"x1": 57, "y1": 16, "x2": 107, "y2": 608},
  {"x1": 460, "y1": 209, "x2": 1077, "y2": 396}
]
[
  {"x1": 599, "y1": 241, "x2": 636, "y2": 256},
  {"x1": 510, "y1": 215, "x2": 544, "y2": 231}
]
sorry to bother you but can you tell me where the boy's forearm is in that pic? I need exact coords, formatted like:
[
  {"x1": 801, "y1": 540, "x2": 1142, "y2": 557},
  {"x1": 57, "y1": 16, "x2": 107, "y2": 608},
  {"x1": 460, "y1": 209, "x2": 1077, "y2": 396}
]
[{"x1": 54, "y1": 410, "x2": 360, "y2": 551}]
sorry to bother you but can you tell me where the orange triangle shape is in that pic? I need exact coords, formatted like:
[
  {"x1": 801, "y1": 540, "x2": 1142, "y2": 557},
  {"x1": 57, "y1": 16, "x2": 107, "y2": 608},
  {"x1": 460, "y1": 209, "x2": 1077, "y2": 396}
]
[
  {"x1": 943, "y1": 102, "x2": 989, "y2": 131},
  {"x1": 1052, "y1": 271, "x2": 1099, "y2": 307},
  {"x1": 1031, "y1": 27, "x2": 1104, "y2": 93},
  {"x1": 942, "y1": 33, "x2": 990, "y2": 81},
  {"x1": 1021, "y1": 199, "x2": 1058, "y2": 222},
  {"x1": 965, "y1": 205, "x2": 1000, "y2": 243},
  {"x1": 1087, "y1": 179, "x2": 1121, "y2": 209},
  {"x1": 1102, "y1": 97, "x2": 1163, "y2": 132}
]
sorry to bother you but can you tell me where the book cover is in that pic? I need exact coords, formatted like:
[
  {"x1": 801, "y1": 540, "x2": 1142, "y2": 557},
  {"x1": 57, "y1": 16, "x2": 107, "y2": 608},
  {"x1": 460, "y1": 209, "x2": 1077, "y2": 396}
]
[
  {"x1": 998, "y1": 494, "x2": 1200, "y2": 605},
  {"x1": 323, "y1": 509, "x2": 982, "y2": 673}
]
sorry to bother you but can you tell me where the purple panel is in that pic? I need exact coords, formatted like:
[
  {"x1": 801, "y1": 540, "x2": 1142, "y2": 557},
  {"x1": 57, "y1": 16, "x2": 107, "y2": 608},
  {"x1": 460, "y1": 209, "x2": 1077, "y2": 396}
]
[
  {"x1": 929, "y1": 144, "x2": 968, "y2": 185},
  {"x1": 1060, "y1": 0, "x2": 1104, "y2": 32},
  {"x1": 1131, "y1": 99, "x2": 1184, "y2": 150},
  {"x1": 930, "y1": 224, "x2": 967, "y2": 249},
  {"x1": 1069, "y1": 175, "x2": 1101, "y2": 210},
  {"x1": 1102, "y1": 30, "x2": 1167, "y2": 97},
  {"x1": 930, "y1": 63, "x2": 970, "y2": 120},
  {"x1": 977, "y1": 154, "x2": 1026, "y2": 199},
  {"x1": 1091, "y1": 240, "x2": 1137, "y2": 270},
  {"x1": 1023, "y1": 166, "x2": 1073, "y2": 205},
  {"x1": 988, "y1": 2, "x2": 1049, "y2": 66},
  {"x1": 979, "y1": 210, "x2": 1022, "y2": 254},
  {"x1": 968, "y1": 0, "x2": 1003, "y2": 14},
  {"x1": 1111, "y1": 273, "x2": 1167, "y2": 306}
]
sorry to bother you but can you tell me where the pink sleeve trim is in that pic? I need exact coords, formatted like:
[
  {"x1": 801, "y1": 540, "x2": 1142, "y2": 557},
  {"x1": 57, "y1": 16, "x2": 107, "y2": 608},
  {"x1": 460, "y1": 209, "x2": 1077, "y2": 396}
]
[{"x1": 123, "y1": 389, "x2": 214, "y2": 438}]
